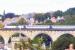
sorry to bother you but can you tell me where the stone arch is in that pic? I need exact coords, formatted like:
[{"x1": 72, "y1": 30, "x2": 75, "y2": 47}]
[
  {"x1": 33, "y1": 33, "x2": 53, "y2": 47},
  {"x1": 52, "y1": 33, "x2": 75, "y2": 50},
  {"x1": 8, "y1": 32, "x2": 29, "y2": 44},
  {"x1": 58, "y1": 33, "x2": 74, "y2": 39},
  {"x1": 7, "y1": 32, "x2": 31, "y2": 49},
  {"x1": 0, "y1": 35, "x2": 5, "y2": 49},
  {"x1": 0, "y1": 35, "x2": 5, "y2": 44}
]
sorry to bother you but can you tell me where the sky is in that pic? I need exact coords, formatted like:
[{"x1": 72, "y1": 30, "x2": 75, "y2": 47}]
[{"x1": 0, "y1": 0, "x2": 75, "y2": 15}]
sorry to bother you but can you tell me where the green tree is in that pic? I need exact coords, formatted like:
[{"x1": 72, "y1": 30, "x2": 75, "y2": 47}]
[
  {"x1": 63, "y1": 15, "x2": 75, "y2": 25},
  {"x1": 32, "y1": 37, "x2": 44, "y2": 50},
  {"x1": 5, "y1": 13, "x2": 15, "y2": 18},
  {"x1": 44, "y1": 12, "x2": 51, "y2": 19},
  {"x1": 33, "y1": 13, "x2": 44, "y2": 22},
  {"x1": 33, "y1": 13, "x2": 49, "y2": 23},
  {"x1": 64, "y1": 7, "x2": 75, "y2": 17},
  {"x1": 14, "y1": 38, "x2": 33, "y2": 50},
  {"x1": 53, "y1": 10, "x2": 63, "y2": 18},
  {"x1": 51, "y1": 34, "x2": 75, "y2": 50},
  {"x1": 0, "y1": 23, "x2": 4, "y2": 29},
  {"x1": 17, "y1": 18, "x2": 28, "y2": 25},
  {"x1": 8, "y1": 23, "x2": 18, "y2": 26}
]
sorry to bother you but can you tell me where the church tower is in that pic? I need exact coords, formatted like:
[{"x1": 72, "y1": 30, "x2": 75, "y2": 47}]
[{"x1": 2, "y1": 10, "x2": 5, "y2": 22}]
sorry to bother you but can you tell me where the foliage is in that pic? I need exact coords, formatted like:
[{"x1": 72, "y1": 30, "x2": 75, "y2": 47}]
[
  {"x1": 33, "y1": 13, "x2": 51, "y2": 22},
  {"x1": 12, "y1": 33, "x2": 25, "y2": 37},
  {"x1": 64, "y1": 7, "x2": 75, "y2": 16},
  {"x1": 43, "y1": 20, "x2": 53, "y2": 25},
  {"x1": 32, "y1": 34, "x2": 52, "y2": 50},
  {"x1": 12, "y1": 33, "x2": 20, "y2": 37},
  {"x1": 8, "y1": 18, "x2": 28, "y2": 25},
  {"x1": 17, "y1": 18, "x2": 28, "y2": 25},
  {"x1": 51, "y1": 34, "x2": 75, "y2": 50},
  {"x1": 2, "y1": 7, "x2": 75, "y2": 25},
  {"x1": 14, "y1": 38, "x2": 33, "y2": 50},
  {"x1": 32, "y1": 37, "x2": 44, "y2": 50},
  {"x1": 32, "y1": 37, "x2": 43, "y2": 44},
  {"x1": 8, "y1": 33, "x2": 25, "y2": 44},
  {"x1": 36, "y1": 20, "x2": 53, "y2": 25},
  {"x1": 61, "y1": 15, "x2": 75, "y2": 25},
  {"x1": 33, "y1": 13, "x2": 45, "y2": 22},
  {"x1": 13, "y1": 33, "x2": 53, "y2": 50},
  {"x1": 0, "y1": 23, "x2": 4, "y2": 29},
  {"x1": 38, "y1": 15, "x2": 75, "y2": 25},
  {"x1": 8, "y1": 23, "x2": 18, "y2": 26},
  {"x1": 5, "y1": 13, "x2": 15, "y2": 18},
  {"x1": 53, "y1": 10, "x2": 63, "y2": 17},
  {"x1": 44, "y1": 12, "x2": 51, "y2": 19},
  {"x1": 34, "y1": 7, "x2": 75, "y2": 25}
]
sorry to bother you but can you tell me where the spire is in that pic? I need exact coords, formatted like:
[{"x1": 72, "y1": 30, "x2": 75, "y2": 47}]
[
  {"x1": 2, "y1": 10, "x2": 5, "y2": 22},
  {"x1": 3, "y1": 10, "x2": 5, "y2": 16}
]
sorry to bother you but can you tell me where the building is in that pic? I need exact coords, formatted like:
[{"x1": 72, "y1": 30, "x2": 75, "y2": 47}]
[
  {"x1": 50, "y1": 17, "x2": 57, "y2": 23},
  {"x1": 57, "y1": 16, "x2": 65, "y2": 22}
]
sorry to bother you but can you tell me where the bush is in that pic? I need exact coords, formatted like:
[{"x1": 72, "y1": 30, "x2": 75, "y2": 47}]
[
  {"x1": 0, "y1": 23, "x2": 4, "y2": 29},
  {"x1": 51, "y1": 34, "x2": 75, "y2": 50}
]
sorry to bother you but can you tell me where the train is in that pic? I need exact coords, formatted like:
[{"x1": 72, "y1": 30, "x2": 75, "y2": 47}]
[
  {"x1": 3, "y1": 25, "x2": 51, "y2": 29},
  {"x1": 3, "y1": 25, "x2": 75, "y2": 30}
]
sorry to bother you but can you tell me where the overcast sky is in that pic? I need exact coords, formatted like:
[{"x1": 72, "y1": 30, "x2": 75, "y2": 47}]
[{"x1": 0, "y1": 0, "x2": 75, "y2": 14}]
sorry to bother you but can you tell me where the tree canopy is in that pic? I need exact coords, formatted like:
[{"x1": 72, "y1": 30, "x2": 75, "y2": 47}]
[
  {"x1": 4, "y1": 13, "x2": 16, "y2": 18},
  {"x1": 64, "y1": 7, "x2": 75, "y2": 16},
  {"x1": 53, "y1": 10, "x2": 63, "y2": 17},
  {"x1": 17, "y1": 18, "x2": 28, "y2": 25},
  {"x1": 51, "y1": 34, "x2": 75, "y2": 50},
  {"x1": 33, "y1": 13, "x2": 51, "y2": 22}
]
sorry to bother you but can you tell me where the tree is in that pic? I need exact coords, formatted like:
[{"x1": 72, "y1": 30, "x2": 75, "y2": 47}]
[
  {"x1": 5, "y1": 13, "x2": 15, "y2": 18},
  {"x1": 33, "y1": 13, "x2": 49, "y2": 23},
  {"x1": 14, "y1": 38, "x2": 33, "y2": 50},
  {"x1": 62, "y1": 15, "x2": 75, "y2": 25},
  {"x1": 51, "y1": 34, "x2": 75, "y2": 50},
  {"x1": 0, "y1": 23, "x2": 4, "y2": 29},
  {"x1": 33, "y1": 13, "x2": 44, "y2": 22},
  {"x1": 17, "y1": 18, "x2": 28, "y2": 25},
  {"x1": 53, "y1": 10, "x2": 63, "y2": 18},
  {"x1": 8, "y1": 23, "x2": 19, "y2": 26},
  {"x1": 32, "y1": 34, "x2": 52, "y2": 50},
  {"x1": 32, "y1": 37, "x2": 44, "y2": 50},
  {"x1": 44, "y1": 12, "x2": 51, "y2": 19},
  {"x1": 64, "y1": 7, "x2": 75, "y2": 17}
]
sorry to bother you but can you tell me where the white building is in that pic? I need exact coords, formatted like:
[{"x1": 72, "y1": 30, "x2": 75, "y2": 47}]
[{"x1": 57, "y1": 16, "x2": 65, "y2": 22}]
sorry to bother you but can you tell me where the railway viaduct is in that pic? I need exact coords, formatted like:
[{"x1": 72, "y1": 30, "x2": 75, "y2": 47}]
[{"x1": 0, "y1": 25, "x2": 75, "y2": 50}]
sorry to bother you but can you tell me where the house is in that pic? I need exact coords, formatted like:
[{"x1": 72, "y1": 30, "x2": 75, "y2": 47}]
[
  {"x1": 50, "y1": 17, "x2": 57, "y2": 23},
  {"x1": 57, "y1": 16, "x2": 65, "y2": 22}
]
